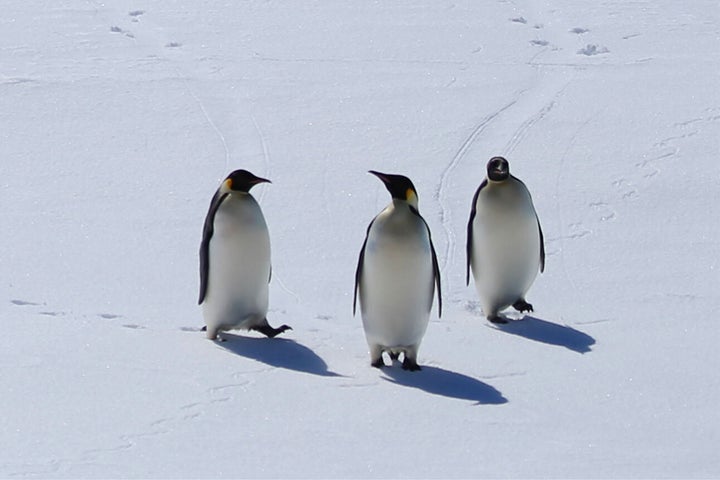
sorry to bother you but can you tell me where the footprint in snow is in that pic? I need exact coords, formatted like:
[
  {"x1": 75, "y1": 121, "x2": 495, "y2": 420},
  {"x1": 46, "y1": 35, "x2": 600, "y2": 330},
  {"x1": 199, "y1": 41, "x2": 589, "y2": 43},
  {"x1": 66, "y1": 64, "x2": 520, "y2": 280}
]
[
  {"x1": 110, "y1": 26, "x2": 135, "y2": 38},
  {"x1": 577, "y1": 44, "x2": 609, "y2": 56},
  {"x1": 180, "y1": 326, "x2": 204, "y2": 332},
  {"x1": 11, "y1": 299, "x2": 41, "y2": 306},
  {"x1": 122, "y1": 324, "x2": 146, "y2": 330},
  {"x1": 570, "y1": 27, "x2": 589, "y2": 34},
  {"x1": 530, "y1": 39, "x2": 550, "y2": 46}
]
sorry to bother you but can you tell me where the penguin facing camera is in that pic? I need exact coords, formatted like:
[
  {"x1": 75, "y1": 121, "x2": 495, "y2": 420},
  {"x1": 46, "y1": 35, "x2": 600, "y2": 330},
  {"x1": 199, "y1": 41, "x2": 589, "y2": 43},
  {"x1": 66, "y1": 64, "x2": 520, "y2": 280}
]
[
  {"x1": 199, "y1": 169, "x2": 291, "y2": 340},
  {"x1": 466, "y1": 157, "x2": 545, "y2": 324},
  {"x1": 354, "y1": 171, "x2": 441, "y2": 371}
]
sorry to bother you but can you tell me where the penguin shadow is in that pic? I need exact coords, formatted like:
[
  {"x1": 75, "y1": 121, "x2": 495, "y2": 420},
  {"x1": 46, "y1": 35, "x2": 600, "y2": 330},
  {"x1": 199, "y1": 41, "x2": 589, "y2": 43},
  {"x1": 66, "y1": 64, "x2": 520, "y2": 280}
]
[
  {"x1": 381, "y1": 365, "x2": 508, "y2": 405},
  {"x1": 493, "y1": 315, "x2": 595, "y2": 353},
  {"x1": 216, "y1": 333, "x2": 342, "y2": 377}
]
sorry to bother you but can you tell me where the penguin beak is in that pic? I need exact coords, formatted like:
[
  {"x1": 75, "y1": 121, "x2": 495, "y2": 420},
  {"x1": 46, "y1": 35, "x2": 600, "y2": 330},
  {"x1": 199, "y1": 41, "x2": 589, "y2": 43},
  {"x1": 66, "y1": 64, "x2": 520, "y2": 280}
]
[
  {"x1": 252, "y1": 176, "x2": 271, "y2": 185},
  {"x1": 368, "y1": 170, "x2": 389, "y2": 185}
]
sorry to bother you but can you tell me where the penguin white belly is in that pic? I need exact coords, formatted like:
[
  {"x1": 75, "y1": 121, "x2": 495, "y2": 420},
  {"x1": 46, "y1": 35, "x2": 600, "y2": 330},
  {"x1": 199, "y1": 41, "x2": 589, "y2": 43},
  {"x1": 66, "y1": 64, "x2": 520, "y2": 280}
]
[
  {"x1": 471, "y1": 201, "x2": 540, "y2": 314},
  {"x1": 203, "y1": 197, "x2": 270, "y2": 333},
  {"x1": 361, "y1": 231, "x2": 433, "y2": 349}
]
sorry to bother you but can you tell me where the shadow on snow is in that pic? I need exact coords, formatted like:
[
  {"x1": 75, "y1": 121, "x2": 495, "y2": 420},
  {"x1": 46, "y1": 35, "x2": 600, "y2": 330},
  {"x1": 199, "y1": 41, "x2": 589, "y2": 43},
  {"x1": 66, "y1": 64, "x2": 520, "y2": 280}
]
[
  {"x1": 381, "y1": 365, "x2": 508, "y2": 405},
  {"x1": 493, "y1": 315, "x2": 596, "y2": 353},
  {"x1": 217, "y1": 333, "x2": 342, "y2": 377}
]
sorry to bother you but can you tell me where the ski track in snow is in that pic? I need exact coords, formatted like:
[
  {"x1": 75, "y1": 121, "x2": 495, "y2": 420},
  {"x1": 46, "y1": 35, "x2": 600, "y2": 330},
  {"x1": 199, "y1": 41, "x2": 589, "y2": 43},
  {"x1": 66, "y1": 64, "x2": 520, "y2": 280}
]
[
  {"x1": 501, "y1": 82, "x2": 571, "y2": 156},
  {"x1": 436, "y1": 97, "x2": 521, "y2": 277},
  {"x1": 551, "y1": 114, "x2": 596, "y2": 292}
]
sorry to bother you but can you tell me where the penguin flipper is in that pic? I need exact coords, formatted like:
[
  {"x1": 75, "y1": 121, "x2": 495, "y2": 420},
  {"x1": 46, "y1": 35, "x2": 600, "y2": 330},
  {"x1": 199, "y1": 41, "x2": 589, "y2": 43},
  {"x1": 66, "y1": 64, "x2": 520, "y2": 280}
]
[
  {"x1": 429, "y1": 237, "x2": 442, "y2": 318},
  {"x1": 537, "y1": 217, "x2": 546, "y2": 273},
  {"x1": 515, "y1": 175, "x2": 545, "y2": 274},
  {"x1": 410, "y1": 206, "x2": 442, "y2": 318},
  {"x1": 198, "y1": 190, "x2": 230, "y2": 304},
  {"x1": 354, "y1": 219, "x2": 375, "y2": 316},
  {"x1": 466, "y1": 180, "x2": 486, "y2": 285}
]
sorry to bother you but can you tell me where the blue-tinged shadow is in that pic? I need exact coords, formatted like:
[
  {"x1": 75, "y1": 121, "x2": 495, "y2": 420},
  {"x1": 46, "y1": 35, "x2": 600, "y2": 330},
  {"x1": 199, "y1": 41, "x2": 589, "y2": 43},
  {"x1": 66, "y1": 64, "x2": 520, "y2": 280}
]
[
  {"x1": 382, "y1": 366, "x2": 507, "y2": 405},
  {"x1": 494, "y1": 316, "x2": 596, "y2": 353},
  {"x1": 217, "y1": 333, "x2": 342, "y2": 377}
]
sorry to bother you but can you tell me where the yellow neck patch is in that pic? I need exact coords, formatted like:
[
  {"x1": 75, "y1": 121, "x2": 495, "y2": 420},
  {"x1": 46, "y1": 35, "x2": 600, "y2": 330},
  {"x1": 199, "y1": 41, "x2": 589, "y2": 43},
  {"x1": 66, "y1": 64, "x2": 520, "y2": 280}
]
[{"x1": 406, "y1": 188, "x2": 417, "y2": 203}]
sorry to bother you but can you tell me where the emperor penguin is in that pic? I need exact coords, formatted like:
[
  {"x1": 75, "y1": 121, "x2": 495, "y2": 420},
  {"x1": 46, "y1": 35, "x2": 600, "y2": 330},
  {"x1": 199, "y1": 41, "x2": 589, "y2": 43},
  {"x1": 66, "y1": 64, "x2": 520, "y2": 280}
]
[
  {"x1": 466, "y1": 157, "x2": 545, "y2": 324},
  {"x1": 354, "y1": 171, "x2": 441, "y2": 371},
  {"x1": 199, "y1": 169, "x2": 291, "y2": 340}
]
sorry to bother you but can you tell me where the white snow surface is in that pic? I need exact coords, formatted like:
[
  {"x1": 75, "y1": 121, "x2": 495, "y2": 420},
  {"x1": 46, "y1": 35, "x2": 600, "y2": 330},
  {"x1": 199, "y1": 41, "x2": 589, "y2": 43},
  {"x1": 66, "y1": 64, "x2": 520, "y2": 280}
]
[{"x1": 1, "y1": 1, "x2": 719, "y2": 478}]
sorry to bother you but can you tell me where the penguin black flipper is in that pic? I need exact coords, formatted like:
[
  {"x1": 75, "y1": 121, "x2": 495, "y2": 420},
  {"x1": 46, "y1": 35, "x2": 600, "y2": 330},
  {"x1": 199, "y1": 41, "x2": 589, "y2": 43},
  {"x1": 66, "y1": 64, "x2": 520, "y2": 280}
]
[
  {"x1": 511, "y1": 175, "x2": 545, "y2": 273},
  {"x1": 198, "y1": 190, "x2": 229, "y2": 304},
  {"x1": 538, "y1": 218, "x2": 545, "y2": 273},
  {"x1": 353, "y1": 218, "x2": 375, "y2": 315},
  {"x1": 466, "y1": 180, "x2": 487, "y2": 286},
  {"x1": 410, "y1": 206, "x2": 442, "y2": 318},
  {"x1": 430, "y1": 235, "x2": 442, "y2": 318}
]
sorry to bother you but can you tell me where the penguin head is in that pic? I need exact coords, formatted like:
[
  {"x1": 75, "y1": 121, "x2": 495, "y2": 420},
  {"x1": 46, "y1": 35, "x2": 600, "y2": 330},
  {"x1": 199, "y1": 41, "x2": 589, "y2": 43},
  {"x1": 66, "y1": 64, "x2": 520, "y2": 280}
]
[
  {"x1": 369, "y1": 170, "x2": 419, "y2": 209},
  {"x1": 220, "y1": 169, "x2": 271, "y2": 194},
  {"x1": 486, "y1": 157, "x2": 510, "y2": 182}
]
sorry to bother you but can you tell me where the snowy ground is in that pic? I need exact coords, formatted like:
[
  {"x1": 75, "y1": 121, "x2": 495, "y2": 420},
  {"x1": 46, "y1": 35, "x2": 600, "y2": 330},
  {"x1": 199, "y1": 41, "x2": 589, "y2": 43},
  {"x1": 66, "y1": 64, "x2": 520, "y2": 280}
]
[{"x1": 1, "y1": 1, "x2": 719, "y2": 478}]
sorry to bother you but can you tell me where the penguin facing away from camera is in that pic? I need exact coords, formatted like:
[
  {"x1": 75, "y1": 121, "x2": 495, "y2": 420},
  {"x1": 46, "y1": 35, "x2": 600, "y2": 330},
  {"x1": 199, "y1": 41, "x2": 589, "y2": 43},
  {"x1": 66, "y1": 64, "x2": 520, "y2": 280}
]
[
  {"x1": 354, "y1": 171, "x2": 441, "y2": 371},
  {"x1": 466, "y1": 157, "x2": 545, "y2": 324},
  {"x1": 199, "y1": 169, "x2": 291, "y2": 340}
]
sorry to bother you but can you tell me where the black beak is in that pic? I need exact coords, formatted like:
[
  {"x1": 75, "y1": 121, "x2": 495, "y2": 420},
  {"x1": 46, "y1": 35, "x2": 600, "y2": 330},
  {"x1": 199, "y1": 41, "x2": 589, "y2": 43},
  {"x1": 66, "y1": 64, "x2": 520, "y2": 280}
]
[
  {"x1": 368, "y1": 170, "x2": 390, "y2": 184},
  {"x1": 252, "y1": 176, "x2": 271, "y2": 185}
]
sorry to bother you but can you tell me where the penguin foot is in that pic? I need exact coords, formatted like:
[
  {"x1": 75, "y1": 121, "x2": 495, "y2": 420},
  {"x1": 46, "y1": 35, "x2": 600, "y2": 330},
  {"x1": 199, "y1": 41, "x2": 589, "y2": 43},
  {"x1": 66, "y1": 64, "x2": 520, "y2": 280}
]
[
  {"x1": 388, "y1": 352, "x2": 400, "y2": 361},
  {"x1": 201, "y1": 325, "x2": 207, "y2": 332},
  {"x1": 401, "y1": 357, "x2": 422, "y2": 371},
  {"x1": 512, "y1": 300, "x2": 534, "y2": 313},
  {"x1": 488, "y1": 315, "x2": 509, "y2": 324},
  {"x1": 252, "y1": 323, "x2": 292, "y2": 338},
  {"x1": 371, "y1": 358, "x2": 385, "y2": 369}
]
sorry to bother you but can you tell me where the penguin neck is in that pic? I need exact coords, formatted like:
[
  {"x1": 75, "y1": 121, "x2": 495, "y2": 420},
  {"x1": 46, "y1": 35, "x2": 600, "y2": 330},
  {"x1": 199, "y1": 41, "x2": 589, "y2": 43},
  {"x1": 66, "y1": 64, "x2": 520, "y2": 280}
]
[
  {"x1": 391, "y1": 197, "x2": 418, "y2": 212},
  {"x1": 486, "y1": 178, "x2": 505, "y2": 185},
  {"x1": 228, "y1": 190, "x2": 253, "y2": 199}
]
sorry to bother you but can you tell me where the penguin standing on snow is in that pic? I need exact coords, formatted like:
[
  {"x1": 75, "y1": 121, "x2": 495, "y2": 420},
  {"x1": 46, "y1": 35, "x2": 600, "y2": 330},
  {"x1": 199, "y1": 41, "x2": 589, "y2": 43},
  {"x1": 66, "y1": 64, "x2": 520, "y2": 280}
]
[
  {"x1": 466, "y1": 157, "x2": 545, "y2": 324},
  {"x1": 354, "y1": 171, "x2": 441, "y2": 371},
  {"x1": 199, "y1": 169, "x2": 291, "y2": 340}
]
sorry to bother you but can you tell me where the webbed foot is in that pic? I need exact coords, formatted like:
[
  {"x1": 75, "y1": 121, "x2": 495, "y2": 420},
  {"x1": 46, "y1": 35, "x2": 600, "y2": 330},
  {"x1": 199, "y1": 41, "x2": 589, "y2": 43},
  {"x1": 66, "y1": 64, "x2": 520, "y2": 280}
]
[
  {"x1": 252, "y1": 323, "x2": 292, "y2": 338},
  {"x1": 401, "y1": 357, "x2": 422, "y2": 371},
  {"x1": 512, "y1": 299, "x2": 534, "y2": 313},
  {"x1": 488, "y1": 315, "x2": 509, "y2": 324}
]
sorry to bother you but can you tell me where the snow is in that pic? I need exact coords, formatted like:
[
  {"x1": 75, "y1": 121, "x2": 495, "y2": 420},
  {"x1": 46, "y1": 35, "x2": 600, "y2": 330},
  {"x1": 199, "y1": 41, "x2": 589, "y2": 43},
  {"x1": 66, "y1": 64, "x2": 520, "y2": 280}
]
[{"x1": 1, "y1": 0, "x2": 719, "y2": 478}]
